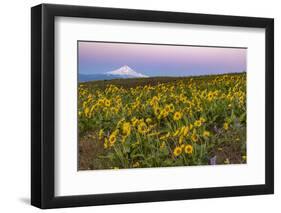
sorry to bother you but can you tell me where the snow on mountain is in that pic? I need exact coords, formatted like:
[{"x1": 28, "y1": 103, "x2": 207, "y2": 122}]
[{"x1": 106, "y1": 65, "x2": 148, "y2": 78}]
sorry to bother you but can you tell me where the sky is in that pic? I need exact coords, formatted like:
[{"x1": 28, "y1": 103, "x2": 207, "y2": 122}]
[{"x1": 78, "y1": 41, "x2": 247, "y2": 77}]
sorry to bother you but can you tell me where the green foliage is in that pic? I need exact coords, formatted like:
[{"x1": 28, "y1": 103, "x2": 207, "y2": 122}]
[{"x1": 78, "y1": 73, "x2": 247, "y2": 170}]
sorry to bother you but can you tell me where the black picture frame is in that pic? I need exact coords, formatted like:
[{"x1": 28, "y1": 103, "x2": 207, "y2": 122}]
[{"x1": 31, "y1": 3, "x2": 274, "y2": 209}]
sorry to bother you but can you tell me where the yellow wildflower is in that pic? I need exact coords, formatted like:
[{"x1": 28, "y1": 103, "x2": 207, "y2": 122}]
[
  {"x1": 199, "y1": 117, "x2": 206, "y2": 123},
  {"x1": 194, "y1": 120, "x2": 202, "y2": 127},
  {"x1": 173, "y1": 146, "x2": 182, "y2": 157},
  {"x1": 84, "y1": 107, "x2": 90, "y2": 116},
  {"x1": 179, "y1": 136, "x2": 184, "y2": 144},
  {"x1": 109, "y1": 133, "x2": 117, "y2": 146},
  {"x1": 203, "y1": 131, "x2": 210, "y2": 138},
  {"x1": 164, "y1": 105, "x2": 171, "y2": 113},
  {"x1": 161, "y1": 109, "x2": 169, "y2": 118},
  {"x1": 104, "y1": 138, "x2": 108, "y2": 149},
  {"x1": 98, "y1": 129, "x2": 104, "y2": 140},
  {"x1": 146, "y1": 118, "x2": 152, "y2": 124},
  {"x1": 105, "y1": 99, "x2": 111, "y2": 107},
  {"x1": 182, "y1": 126, "x2": 189, "y2": 136},
  {"x1": 150, "y1": 96, "x2": 159, "y2": 106},
  {"x1": 160, "y1": 142, "x2": 166, "y2": 149},
  {"x1": 223, "y1": 122, "x2": 229, "y2": 130},
  {"x1": 122, "y1": 122, "x2": 131, "y2": 136},
  {"x1": 168, "y1": 104, "x2": 175, "y2": 112},
  {"x1": 184, "y1": 144, "x2": 193, "y2": 155},
  {"x1": 138, "y1": 122, "x2": 148, "y2": 134},
  {"x1": 131, "y1": 117, "x2": 139, "y2": 127},
  {"x1": 160, "y1": 132, "x2": 170, "y2": 140},
  {"x1": 173, "y1": 111, "x2": 183, "y2": 121},
  {"x1": 173, "y1": 129, "x2": 180, "y2": 137},
  {"x1": 97, "y1": 99, "x2": 104, "y2": 105},
  {"x1": 191, "y1": 133, "x2": 198, "y2": 142}
]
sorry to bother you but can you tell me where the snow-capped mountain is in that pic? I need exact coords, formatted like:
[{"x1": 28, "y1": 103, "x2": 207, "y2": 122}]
[
  {"x1": 106, "y1": 65, "x2": 148, "y2": 78},
  {"x1": 79, "y1": 65, "x2": 148, "y2": 82}
]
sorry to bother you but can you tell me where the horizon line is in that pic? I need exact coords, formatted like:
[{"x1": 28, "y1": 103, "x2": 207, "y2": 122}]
[{"x1": 79, "y1": 71, "x2": 246, "y2": 77}]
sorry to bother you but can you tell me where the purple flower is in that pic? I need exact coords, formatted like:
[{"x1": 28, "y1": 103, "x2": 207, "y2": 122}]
[{"x1": 209, "y1": 156, "x2": 217, "y2": 165}]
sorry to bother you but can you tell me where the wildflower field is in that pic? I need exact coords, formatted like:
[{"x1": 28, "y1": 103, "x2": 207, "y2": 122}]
[{"x1": 78, "y1": 73, "x2": 246, "y2": 170}]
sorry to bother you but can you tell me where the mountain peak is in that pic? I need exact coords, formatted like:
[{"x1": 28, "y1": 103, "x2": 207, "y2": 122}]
[{"x1": 106, "y1": 65, "x2": 148, "y2": 78}]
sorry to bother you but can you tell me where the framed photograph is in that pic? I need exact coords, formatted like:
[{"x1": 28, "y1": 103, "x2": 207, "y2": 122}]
[{"x1": 31, "y1": 4, "x2": 274, "y2": 209}]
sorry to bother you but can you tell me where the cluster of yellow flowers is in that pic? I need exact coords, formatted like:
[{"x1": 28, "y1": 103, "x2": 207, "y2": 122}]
[{"x1": 79, "y1": 73, "x2": 246, "y2": 168}]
